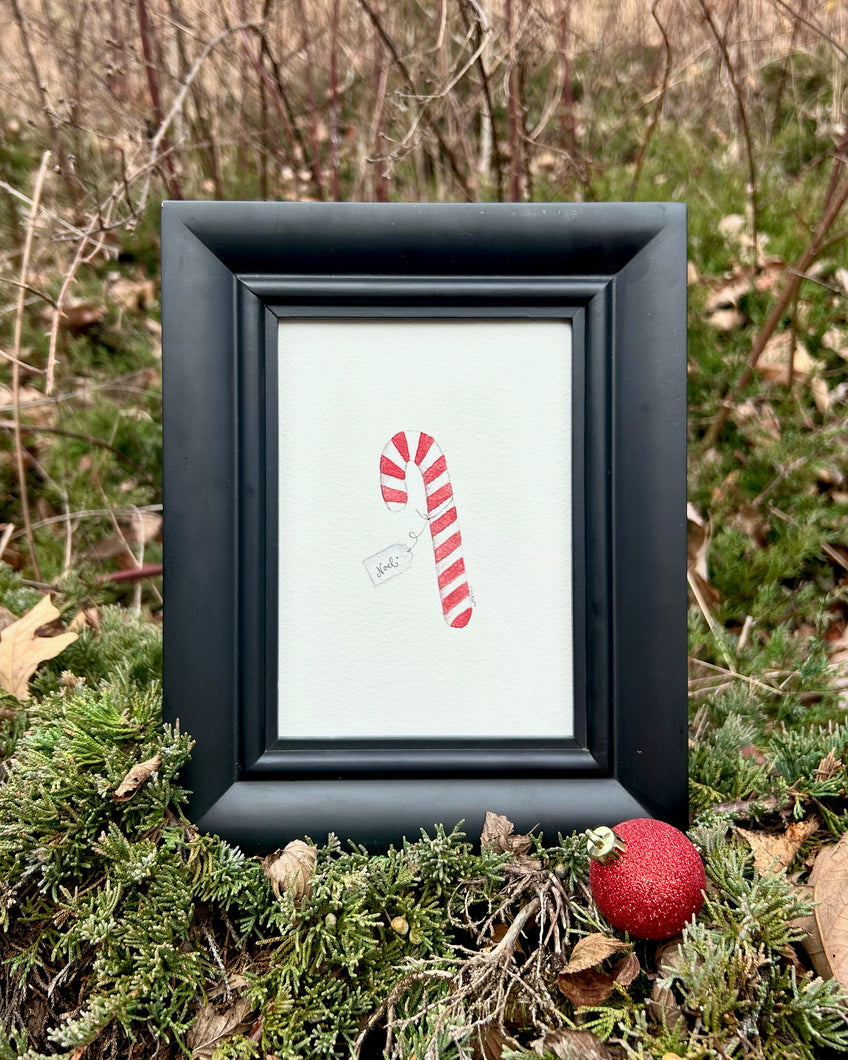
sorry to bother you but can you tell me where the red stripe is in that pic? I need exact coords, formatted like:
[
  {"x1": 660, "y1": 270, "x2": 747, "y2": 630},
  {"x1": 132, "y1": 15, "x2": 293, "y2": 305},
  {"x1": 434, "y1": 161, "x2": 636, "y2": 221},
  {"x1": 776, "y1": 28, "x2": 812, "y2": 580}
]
[
  {"x1": 434, "y1": 531, "x2": 462, "y2": 563},
  {"x1": 392, "y1": 432, "x2": 409, "y2": 462},
  {"x1": 450, "y1": 607, "x2": 472, "y2": 628},
  {"x1": 421, "y1": 454, "x2": 447, "y2": 485},
  {"x1": 437, "y1": 557, "x2": 465, "y2": 589},
  {"x1": 442, "y1": 582, "x2": 470, "y2": 613},
  {"x1": 427, "y1": 483, "x2": 453, "y2": 511},
  {"x1": 414, "y1": 433, "x2": 434, "y2": 465},
  {"x1": 430, "y1": 506, "x2": 457, "y2": 536},
  {"x1": 380, "y1": 455, "x2": 406, "y2": 480},
  {"x1": 381, "y1": 486, "x2": 407, "y2": 504}
]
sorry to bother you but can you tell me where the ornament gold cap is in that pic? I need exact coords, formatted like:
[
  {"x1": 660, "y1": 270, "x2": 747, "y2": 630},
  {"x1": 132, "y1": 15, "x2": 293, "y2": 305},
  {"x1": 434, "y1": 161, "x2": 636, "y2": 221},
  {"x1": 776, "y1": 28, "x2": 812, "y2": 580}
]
[{"x1": 586, "y1": 826, "x2": 627, "y2": 864}]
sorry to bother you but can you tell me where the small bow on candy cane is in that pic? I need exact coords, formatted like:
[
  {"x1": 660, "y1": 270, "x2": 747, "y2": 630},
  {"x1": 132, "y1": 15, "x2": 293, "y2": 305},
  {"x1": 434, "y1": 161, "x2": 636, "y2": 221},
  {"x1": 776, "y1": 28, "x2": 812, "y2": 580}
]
[{"x1": 380, "y1": 431, "x2": 473, "y2": 628}]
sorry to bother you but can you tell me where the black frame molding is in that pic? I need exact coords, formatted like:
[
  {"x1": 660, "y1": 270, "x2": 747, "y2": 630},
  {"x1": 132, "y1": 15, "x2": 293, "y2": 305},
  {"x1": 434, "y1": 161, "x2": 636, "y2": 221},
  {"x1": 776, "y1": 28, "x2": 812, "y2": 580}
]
[{"x1": 161, "y1": 201, "x2": 687, "y2": 850}]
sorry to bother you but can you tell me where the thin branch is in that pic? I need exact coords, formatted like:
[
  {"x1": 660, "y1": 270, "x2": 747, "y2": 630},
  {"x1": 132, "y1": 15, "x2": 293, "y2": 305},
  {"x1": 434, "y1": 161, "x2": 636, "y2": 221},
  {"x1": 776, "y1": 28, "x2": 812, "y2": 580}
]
[
  {"x1": 329, "y1": 0, "x2": 341, "y2": 201},
  {"x1": 696, "y1": 0, "x2": 759, "y2": 263},
  {"x1": 505, "y1": 0, "x2": 521, "y2": 200},
  {"x1": 356, "y1": 0, "x2": 473, "y2": 201},
  {"x1": 95, "y1": 563, "x2": 162, "y2": 585},
  {"x1": 138, "y1": 20, "x2": 255, "y2": 214},
  {"x1": 11, "y1": 504, "x2": 162, "y2": 539},
  {"x1": 460, "y1": 0, "x2": 504, "y2": 200},
  {"x1": 629, "y1": 0, "x2": 672, "y2": 200},
  {"x1": 136, "y1": 0, "x2": 182, "y2": 199},
  {"x1": 0, "y1": 421, "x2": 152, "y2": 479},
  {"x1": 12, "y1": 150, "x2": 50, "y2": 582},
  {"x1": 768, "y1": 0, "x2": 847, "y2": 58},
  {"x1": 292, "y1": 0, "x2": 327, "y2": 199}
]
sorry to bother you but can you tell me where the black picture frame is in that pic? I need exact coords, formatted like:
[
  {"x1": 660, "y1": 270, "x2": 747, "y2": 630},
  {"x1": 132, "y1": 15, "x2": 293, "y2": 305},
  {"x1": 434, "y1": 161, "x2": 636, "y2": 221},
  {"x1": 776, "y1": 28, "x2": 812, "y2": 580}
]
[{"x1": 161, "y1": 201, "x2": 688, "y2": 850}]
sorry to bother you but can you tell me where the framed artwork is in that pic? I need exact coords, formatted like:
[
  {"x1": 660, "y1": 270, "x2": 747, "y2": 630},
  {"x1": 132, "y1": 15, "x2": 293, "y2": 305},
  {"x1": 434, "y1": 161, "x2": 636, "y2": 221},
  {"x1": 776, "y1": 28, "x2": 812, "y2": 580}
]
[{"x1": 161, "y1": 202, "x2": 688, "y2": 849}]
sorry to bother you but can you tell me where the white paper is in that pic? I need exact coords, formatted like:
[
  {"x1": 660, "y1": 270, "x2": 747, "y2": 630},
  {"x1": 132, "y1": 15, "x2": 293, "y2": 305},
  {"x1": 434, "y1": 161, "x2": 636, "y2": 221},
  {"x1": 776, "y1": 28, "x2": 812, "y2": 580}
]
[{"x1": 277, "y1": 319, "x2": 573, "y2": 738}]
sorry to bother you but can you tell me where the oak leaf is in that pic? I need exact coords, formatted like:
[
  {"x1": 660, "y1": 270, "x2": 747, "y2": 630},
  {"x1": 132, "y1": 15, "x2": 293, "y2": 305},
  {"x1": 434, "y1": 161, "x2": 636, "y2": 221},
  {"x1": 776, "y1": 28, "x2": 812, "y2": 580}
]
[
  {"x1": 530, "y1": 1028, "x2": 619, "y2": 1059},
  {"x1": 480, "y1": 811, "x2": 533, "y2": 855},
  {"x1": 797, "y1": 834, "x2": 848, "y2": 989},
  {"x1": 262, "y1": 839, "x2": 317, "y2": 901},
  {"x1": 186, "y1": 996, "x2": 254, "y2": 1059},
  {"x1": 113, "y1": 752, "x2": 162, "y2": 800},
  {"x1": 737, "y1": 818, "x2": 818, "y2": 876},
  {"x1": 0, "y1": 595, "x2": 78, "y2": 699}
]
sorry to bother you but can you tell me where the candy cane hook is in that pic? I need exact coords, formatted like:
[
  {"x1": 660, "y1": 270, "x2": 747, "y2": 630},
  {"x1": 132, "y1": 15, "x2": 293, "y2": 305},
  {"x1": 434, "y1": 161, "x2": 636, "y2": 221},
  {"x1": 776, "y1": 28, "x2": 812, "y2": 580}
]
[{"x1": 380, "y1": 431, "x2": 473, "y2": 628}]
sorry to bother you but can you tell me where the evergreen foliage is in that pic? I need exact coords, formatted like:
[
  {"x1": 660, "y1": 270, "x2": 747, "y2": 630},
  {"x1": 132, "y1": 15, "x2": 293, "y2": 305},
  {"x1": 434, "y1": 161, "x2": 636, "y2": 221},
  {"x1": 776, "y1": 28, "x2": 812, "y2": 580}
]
[{"x1": 0, "y1": 590, "x2": 845, "y2": 1060}]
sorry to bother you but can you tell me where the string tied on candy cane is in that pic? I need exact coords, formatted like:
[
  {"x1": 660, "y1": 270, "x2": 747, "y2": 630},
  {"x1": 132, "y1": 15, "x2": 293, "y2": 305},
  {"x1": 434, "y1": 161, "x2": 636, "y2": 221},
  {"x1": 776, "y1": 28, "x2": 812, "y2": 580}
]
[{"x1": 380, "y1": 431, "x2": 474, "y2": 629}]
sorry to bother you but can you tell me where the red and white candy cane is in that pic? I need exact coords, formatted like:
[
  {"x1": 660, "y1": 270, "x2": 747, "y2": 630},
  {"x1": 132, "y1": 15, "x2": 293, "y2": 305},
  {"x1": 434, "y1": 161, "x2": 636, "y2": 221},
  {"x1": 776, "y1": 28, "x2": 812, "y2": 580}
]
[{"x1": 380, "y1": 431, "x2": 473, "y2": 629}]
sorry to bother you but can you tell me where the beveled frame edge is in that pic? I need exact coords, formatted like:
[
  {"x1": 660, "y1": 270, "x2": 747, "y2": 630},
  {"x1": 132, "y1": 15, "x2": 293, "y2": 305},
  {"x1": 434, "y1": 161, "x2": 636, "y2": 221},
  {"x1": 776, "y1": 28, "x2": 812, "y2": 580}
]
[{"x1": 162, "y1": 201, "x2": 687, "y2": 850}]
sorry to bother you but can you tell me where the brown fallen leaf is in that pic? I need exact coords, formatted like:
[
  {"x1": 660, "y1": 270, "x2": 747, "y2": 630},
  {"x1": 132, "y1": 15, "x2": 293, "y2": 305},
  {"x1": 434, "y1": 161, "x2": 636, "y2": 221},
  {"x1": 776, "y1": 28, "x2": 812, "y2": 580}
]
[
  {"x1": 754, "y1": 258, "x2": 787, "y2": 294},
  {"x1": 57, "y1": 301, "x2": 104, "y2": 334},
  {"x1": 613, "y1": 951, "x2": 641, "y2": 987},
  {"x1": 472, "y1": 1022, "x2": 512, "y2": 1060},
  {"x1": 69, "y1": 608, "x2": 101, "y2": 633},
  {"x1": 107, "y1": 273, "x2": 157, "y2": 312},
  {"x1": 561, "y1": 933, "x2": 631, "y2": 974},
  {"x1": 704, "y1": 274, "x2": 750, "y2": 315},
  {"x1": 480, "y1": 811, "x2": 533, "y2": 856},
  {"x1": 530, "y1": 1027, "x2": 620, "y2": 1059},
  {"x1": 648, "y1": 981, "x2": 685, "y2": 1033},
  {"x1": 754, "y1": 330, "x2": 827, "y2": 413},
  {"x1": 262, "y1": 839, "x2": 317, "y2": 901},
  {"x1": 112, "y1": 752, "x2": 163, "y2": 801},
  {"x1": 186, "y1": 996, "x2": 254, "y2": 1059},
  {"x1": 820, "y1": 326, "x2": 846, "y2": 359},
  {"x1": 687, "y1": 507, "x2": 720, "y2": 610},
  {"x1": 707, "y1": 306, "x2": 745, "y2": 331},
  {"x1": 797, "y1": 834, "x2": 847, "y2": 989},
  {"x1": 557, "y1": 937, "x2": 639, "y2": 1008},
  {"x1": 558, "y1": 965, "x2": 618, "y2": 1007},
  {"x1": 0, "y1": 596, "x2": 79, "y2": 700},
  {"x1": 0, "y1": 384, "x2": 55, "y2": 427},
  {"x1": 737, "y1": 818, "x2": 819, "y2": 876}
]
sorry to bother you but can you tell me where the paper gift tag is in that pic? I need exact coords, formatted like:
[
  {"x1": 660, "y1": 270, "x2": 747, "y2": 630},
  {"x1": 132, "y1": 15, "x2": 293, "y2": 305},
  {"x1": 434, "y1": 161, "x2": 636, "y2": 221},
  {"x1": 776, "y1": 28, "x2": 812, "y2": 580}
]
[{"x1": 363, "y1": 543, "x2": 413, "y2": 586}]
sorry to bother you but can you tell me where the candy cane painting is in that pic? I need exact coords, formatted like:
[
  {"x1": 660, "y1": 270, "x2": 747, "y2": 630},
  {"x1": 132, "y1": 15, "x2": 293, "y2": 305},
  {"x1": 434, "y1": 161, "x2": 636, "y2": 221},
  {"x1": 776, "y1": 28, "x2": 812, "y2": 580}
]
[{"x1": 379, "y1": 431, "x2": 474, "y2": 628}]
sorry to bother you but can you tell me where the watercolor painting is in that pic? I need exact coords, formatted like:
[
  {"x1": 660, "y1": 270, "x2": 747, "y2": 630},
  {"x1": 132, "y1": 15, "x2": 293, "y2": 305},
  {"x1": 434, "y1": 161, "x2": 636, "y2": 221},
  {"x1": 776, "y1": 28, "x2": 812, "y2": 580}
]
[
  {"x1": 379, "y1": 431, "x2": 474, "y2": 629},
  {"x1": 276, "y1": 318, "x2": 573, "y2": 739}
]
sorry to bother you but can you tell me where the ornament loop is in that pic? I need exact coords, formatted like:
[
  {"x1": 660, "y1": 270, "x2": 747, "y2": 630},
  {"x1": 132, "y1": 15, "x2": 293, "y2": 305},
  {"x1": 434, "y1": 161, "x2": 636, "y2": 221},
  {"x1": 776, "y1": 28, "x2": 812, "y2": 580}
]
[{"x1": 585, "y1": 826, "x2": 627, "y2": 864}]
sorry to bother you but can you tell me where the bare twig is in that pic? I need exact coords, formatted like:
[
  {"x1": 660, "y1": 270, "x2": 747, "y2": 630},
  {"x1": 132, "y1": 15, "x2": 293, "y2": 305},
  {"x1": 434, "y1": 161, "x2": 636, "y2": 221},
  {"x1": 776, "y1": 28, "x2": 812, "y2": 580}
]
[
  {"x1": 0, "y1": 524, "x2": 15, "y2": 563},
  {"x1": 460, "y1": 0, "x2": 504, "y2": 200},
  {"x1": 95, "y1": 563, "x2": 162, "y2": 585},
  {"x1": 505, "y1": 0, "x2": 522, "y2": 200},
  {"x1": 293, "y1": 0, "x2": 327, "y2": 199},
  {"x1": 356, "y1": 0, "x2": 474, "y2": 201},
  {"x1": 12, "y1": 151, "x2": 50, "y2": 582},
  {"x1": 768, "y1": 0, "x2": 848, "y2": 59},
  {"x1": 689, "y1": 656, "x2": 788, "y2": 697},
  {"x1": 7, "y1": 0, "x2": 80, "y2": 204},
  {"x1": 629, "y1": 0, "x2": 672, "y2": 200},
  {"x1": 0, "y1": 422, "x2": 151, "y2": 479},
  {"x1": 136, "y1": 0, "x2": 182, "y2": 199},
  {"x1": 329, "y1": 0, "x2": 341, "y2": 201},
  {"x1": 696, "y1": 0, "x2": 759, "y2": 263}
]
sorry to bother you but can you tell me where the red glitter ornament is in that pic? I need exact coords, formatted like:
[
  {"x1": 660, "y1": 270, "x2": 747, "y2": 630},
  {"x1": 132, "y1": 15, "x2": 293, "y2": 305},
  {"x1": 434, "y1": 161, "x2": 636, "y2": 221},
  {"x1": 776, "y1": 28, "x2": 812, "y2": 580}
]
[{"x1": 586, "y1": 818, "x2": 706, "y2": 940}]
